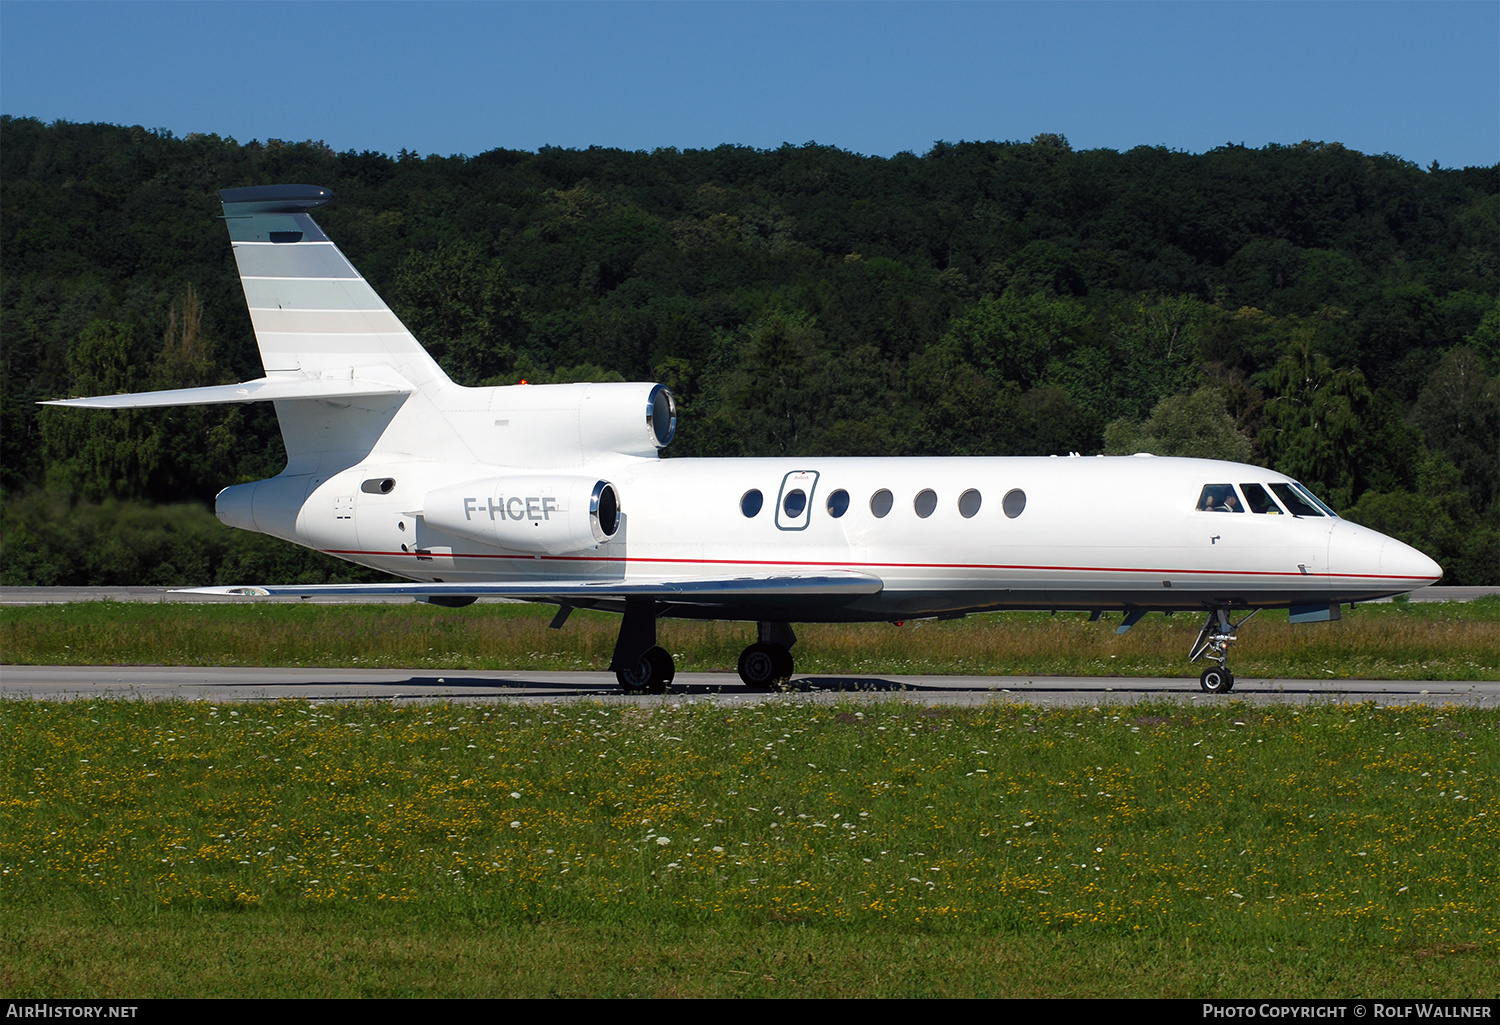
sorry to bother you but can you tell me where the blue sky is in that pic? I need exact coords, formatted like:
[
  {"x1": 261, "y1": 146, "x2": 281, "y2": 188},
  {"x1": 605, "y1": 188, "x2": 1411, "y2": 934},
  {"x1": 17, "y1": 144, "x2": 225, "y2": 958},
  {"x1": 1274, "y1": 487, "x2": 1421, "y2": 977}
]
[{"x1": 2, "y1": 1, "x2": 1496, "y2": 167}]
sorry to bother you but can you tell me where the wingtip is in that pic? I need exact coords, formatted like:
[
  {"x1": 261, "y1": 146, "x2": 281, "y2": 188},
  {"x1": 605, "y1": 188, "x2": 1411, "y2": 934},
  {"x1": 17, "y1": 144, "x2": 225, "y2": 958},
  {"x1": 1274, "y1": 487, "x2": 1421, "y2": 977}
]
[{"x1": 172, "y1": 585, "x2": 271, "y2": 596}]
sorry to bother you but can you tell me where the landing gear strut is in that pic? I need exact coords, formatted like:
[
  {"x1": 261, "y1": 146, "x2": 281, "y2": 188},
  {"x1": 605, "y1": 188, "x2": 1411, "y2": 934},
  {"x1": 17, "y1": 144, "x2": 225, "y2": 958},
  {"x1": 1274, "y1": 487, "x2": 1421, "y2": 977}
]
[
  {"x1": 1189, "y1": 607, "x2": 1257, "y2": 694},
  {"x1": 610, "y1": 598, "x2": 675, "y2": 694},
  {"x1": 737, "y1": 622, "x2": 796, "y2": 690}
]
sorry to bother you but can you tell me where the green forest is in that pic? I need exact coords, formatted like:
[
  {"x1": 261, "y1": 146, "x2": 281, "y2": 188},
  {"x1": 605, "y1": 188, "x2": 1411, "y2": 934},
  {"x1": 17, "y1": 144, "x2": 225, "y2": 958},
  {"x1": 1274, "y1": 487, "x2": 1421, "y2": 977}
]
[{"x1": 1, "y1": 116, "x2": 1496, "y2": 585}]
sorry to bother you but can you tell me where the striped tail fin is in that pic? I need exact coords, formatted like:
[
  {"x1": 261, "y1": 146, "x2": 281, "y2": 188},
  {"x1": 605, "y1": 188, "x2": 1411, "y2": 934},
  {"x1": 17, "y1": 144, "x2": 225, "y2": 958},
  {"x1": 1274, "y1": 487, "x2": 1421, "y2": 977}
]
[
  {"x1": 46, "y1": 185, "x2": 469, "y2": 475},
  {"x1": 220, "y1": 185, "x2": 449, "y2": 388}
]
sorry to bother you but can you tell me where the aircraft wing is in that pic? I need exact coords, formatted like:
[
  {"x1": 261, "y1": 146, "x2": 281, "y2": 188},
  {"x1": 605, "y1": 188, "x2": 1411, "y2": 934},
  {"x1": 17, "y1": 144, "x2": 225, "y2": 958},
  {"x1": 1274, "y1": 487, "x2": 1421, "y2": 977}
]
[
  {"x1": 41, "y1": 376, "x2": 410, "y2": 409},
  {"x1": 175, "y1": 571, "x2": 884, "y2": 603}
]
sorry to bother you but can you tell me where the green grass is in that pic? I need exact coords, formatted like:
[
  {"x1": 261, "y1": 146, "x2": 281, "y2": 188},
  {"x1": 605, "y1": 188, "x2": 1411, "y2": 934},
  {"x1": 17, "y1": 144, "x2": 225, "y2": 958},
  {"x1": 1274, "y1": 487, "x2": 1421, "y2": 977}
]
[
  {"x1": 3, "y1": 597, "x2": 1497, "y2": 679},
  {"x1": 2, "y1": 699, "x2": 1496, "y2": 997}
]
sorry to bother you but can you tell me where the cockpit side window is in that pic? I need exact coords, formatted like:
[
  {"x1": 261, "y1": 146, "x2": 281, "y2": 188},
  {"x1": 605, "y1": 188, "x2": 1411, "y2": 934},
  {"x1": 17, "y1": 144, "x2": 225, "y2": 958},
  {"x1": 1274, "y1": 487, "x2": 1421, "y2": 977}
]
[
  {"x1": 1293, "y1": 482, "x2": 1339, "y2": 518},
  {"x1": 1269, "y1": 482, "x2": 1322, "y2": 517},
  {"x1": 1196, "y1": 484, "x2": 1242, "y2": 512},
  {"x1": 1240, "y1": 483, "x2": 1282, "y2": 514}
]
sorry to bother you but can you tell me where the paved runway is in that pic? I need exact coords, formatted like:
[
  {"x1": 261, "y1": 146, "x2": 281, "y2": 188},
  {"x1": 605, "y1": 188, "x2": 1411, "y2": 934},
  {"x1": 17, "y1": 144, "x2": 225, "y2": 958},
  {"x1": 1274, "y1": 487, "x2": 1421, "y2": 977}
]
[
  {"x1": 2, "y1": 664, "x2": 1494, "y2": 707},
  {"x1": 5, "y1": 586, "x2": 1492, "y2": 706}
]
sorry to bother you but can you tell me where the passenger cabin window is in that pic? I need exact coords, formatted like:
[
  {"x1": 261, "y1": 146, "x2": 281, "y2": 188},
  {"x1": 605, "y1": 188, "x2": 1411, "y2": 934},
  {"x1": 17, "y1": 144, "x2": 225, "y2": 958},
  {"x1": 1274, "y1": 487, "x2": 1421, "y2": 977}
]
[
  {"x1": 782, "y1": 489, "x2": 807, "y2": 518},
  {"x1": 1269, "y1": 483, "x2": 1322, "y2": 517},
  {"x1": 740, "y1": 489, "x2": 764, "y2": 517},
  {"x1": 1002, "y1": 489, "x2": 1026, "y2": 518},
  {"x1": 826, "y1": 489, "x2": 850, "y2": 518},
  {"x1": 1240, "y1": 483, "x2": 1282, "y2": 514},
  {"x1": 1197, "y1": 484, "x2": 1242, "y2": 512},
  {"x1": 870, "y1": 489, "x2": 893, "y2": 518},
  {"x1": 914, "y1": 489, "x2": 938, "y2": 518},
  {"x1": 958, "y1": 489, "x2": 981, "y2": 518}
]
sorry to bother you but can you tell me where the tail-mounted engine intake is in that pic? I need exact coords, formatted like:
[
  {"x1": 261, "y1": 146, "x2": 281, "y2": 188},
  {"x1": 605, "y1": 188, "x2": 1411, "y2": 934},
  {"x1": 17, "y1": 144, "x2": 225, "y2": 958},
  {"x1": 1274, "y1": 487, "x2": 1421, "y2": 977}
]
[
  {"x1": 423, "y1": 476, "x2": 621, "y2": 554},
  {"x1": 480, "y1": 381, "x2": 676, "y2": 467}
]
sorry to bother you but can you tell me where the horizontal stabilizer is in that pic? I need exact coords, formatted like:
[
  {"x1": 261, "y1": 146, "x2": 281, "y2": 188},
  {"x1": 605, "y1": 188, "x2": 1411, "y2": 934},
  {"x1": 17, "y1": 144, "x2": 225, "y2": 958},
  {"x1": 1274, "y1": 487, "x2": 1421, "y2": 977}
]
[
  {"x1": 41, "y1": 376, "x2": 411, "y2": 409},
  {"x1": 176, "y1": 572, "x2": 885, "y2": 603}
]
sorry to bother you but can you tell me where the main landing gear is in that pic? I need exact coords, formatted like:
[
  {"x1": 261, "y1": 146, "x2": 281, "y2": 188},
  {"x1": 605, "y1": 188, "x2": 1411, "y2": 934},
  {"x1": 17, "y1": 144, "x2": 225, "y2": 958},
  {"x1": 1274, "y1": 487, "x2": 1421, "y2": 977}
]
[
  {"x1": 1189, "y1": 607, "x2": 1258, "y2": 694},
  {"x1": 616, "y1": 645, "x2": 675, "y2": 694},
  {"x1": 610, "y1": 599, "x2": 675, "y2": 694},
  {"x1": 737, "y1": 622, "x2": 796, "y2": 691},
  {"x1": 607, "y1": 604, "x2": 799, "y2": 695}
]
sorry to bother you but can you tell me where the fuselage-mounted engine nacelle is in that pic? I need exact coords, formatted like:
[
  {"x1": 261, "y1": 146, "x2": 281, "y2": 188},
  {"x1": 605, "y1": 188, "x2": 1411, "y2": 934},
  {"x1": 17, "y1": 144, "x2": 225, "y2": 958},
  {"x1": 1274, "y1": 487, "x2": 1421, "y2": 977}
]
[{"x1": 423, "y1": 476, "x2": 621, "y2": 555}]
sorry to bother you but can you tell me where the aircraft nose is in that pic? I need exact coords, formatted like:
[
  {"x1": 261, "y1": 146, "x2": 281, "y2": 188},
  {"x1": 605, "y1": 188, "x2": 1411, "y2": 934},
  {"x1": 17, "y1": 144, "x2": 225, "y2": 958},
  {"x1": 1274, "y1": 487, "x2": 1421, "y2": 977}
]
[
  {"x1": 1329, "y1": 520, "x2": 1442, "y2": 596},
  {"x1": 1381, "y1": 537, "x2": 1443, "y2": 589}
]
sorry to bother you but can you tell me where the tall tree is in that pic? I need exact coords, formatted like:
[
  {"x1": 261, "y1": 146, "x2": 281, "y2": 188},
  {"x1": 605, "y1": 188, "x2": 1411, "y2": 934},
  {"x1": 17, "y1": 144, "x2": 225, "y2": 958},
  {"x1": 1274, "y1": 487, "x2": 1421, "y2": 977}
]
[
  {"x1": 1104, "y1": 386, "x2": 1253, "y2": 461},
  {"x1": 1258, "y1": 338, "x2": 1370, "y2": 507}
]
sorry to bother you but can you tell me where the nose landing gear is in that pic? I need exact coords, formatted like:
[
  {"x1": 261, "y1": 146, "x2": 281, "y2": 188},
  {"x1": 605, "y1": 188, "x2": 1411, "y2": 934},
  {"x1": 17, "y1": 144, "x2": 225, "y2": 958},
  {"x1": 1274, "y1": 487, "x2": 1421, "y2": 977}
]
[{"x1": 1190, "y1": 607, "x2": 1257, "y2": 694}]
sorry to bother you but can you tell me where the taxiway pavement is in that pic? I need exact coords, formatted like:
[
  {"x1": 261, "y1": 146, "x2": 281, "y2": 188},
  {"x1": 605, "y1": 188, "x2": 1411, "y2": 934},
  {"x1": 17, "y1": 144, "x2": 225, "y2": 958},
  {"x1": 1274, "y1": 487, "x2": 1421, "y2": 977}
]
[{"x1": 2, "y1": 665, "x2": 1494, "y2": 707}]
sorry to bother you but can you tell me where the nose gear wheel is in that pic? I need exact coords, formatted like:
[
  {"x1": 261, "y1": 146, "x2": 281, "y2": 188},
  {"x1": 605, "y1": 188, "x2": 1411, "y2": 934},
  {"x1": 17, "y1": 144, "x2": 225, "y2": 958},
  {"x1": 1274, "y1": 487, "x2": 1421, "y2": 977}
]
[{"x1": 1189, "y1": 607, "x2": 1256, "y2": 693}]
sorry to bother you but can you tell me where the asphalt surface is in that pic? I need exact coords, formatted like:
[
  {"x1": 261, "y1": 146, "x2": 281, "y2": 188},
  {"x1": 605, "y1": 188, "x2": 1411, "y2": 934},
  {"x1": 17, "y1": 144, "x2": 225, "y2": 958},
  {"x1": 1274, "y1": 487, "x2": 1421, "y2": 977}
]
[
  {"x1": 2, "y1": 665, "x2": 1494, "y2": 707},
  {"x1": 4, "y1": 584, "x2": 1492, "y2": 706}
]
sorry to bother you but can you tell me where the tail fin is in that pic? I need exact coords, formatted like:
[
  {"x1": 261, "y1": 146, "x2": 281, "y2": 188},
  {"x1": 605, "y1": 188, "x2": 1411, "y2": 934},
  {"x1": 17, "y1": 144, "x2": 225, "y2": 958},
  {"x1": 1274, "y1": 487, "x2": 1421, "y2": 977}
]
[
  {"x1": 46, "y1": 185, "x2": 466, "y2": 475},
  {"x1": 220, "y1": 185, "x2": 449, "y2": 388}
]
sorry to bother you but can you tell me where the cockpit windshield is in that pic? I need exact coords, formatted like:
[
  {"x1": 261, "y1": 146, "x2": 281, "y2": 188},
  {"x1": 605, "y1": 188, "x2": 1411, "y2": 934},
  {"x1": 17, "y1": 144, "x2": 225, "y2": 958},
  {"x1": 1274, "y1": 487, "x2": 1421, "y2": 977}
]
[
  {"x1": 1269, "y1": 483, "x2": 1323, "y2": 517},
  {"x1": 1293, "y1": 482, "x2": 1339, "y2": 517},
  {"x1": 1239, "y1": 482, "x2": 1282, "y2": 514},
  {"x1": 1200, "y1": 480, "x2": 1340, "y2": 518}
]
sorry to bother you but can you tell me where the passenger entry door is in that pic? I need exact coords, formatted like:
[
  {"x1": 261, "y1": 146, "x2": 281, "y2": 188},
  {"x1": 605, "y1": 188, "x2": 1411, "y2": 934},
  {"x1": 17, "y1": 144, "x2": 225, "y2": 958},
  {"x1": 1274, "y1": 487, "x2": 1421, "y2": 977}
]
[{"x1": 775, "y1": 470, "x2": 819, "y2": 531}]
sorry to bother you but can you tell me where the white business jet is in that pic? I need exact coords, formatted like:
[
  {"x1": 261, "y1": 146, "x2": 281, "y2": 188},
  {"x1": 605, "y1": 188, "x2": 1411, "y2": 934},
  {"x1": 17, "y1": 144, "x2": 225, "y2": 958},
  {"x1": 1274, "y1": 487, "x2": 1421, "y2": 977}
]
[{"x1": 46, "y1": 185, "x2": 1443, "y2": 694}]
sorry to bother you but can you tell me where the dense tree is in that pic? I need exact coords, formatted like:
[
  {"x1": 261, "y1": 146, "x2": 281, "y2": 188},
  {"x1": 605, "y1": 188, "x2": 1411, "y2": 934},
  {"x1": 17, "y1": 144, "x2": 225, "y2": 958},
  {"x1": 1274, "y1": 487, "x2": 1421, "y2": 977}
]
[
  {"x1": 1104, "y1": 386, "x2": 1253, "y2": 462},
  {"x1": 390, "y1": 241, "x2": 523, "y2": 385},
  {"x1": 1411, "y1": 347, "x2": 1500, "y2": 513},
  {"x1": 2, "y1": 116, "x2": 1495, "y2": 582},
  {"x1": 1257, "y1": 339, "x2": 1371, "y2": 508}
]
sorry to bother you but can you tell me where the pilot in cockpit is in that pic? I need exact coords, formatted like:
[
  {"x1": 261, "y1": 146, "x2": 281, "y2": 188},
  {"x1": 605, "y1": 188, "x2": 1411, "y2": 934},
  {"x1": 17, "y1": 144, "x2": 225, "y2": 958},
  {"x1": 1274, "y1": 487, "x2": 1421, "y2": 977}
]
[{"x1": 1197, "y1": 484, "x2": 1241, "y2": 512}]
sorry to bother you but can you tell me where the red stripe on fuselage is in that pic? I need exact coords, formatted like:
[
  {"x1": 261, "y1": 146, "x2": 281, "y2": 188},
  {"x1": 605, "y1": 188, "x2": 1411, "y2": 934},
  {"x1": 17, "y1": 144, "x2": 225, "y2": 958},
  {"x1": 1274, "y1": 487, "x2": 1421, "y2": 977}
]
[{"x1": 318, "y1": 549, "x2": 1438, "y2": 584}]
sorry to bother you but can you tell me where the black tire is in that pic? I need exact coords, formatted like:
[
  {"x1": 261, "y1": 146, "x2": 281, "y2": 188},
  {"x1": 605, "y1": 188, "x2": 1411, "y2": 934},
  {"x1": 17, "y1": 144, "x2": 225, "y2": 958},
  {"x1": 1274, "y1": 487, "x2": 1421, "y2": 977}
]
[
  {"x1": 644, "y1": 646, "x2": 674, "y2": 694},
  {"x1": 616, "y1": 657, "x2": 650, "y2": 693},
  {"x1": 1200, "y1": 666, "x2": 1235, "y2": 694},
  {"x1": 616, "y1": 646, "x2": 674, "y2": 694},
  {"x1": 770, "y1": 644, "x2": 794, "y2": 683},
  {"x1": 738, "y1": 642, "x2": 790, "y2": 690}
]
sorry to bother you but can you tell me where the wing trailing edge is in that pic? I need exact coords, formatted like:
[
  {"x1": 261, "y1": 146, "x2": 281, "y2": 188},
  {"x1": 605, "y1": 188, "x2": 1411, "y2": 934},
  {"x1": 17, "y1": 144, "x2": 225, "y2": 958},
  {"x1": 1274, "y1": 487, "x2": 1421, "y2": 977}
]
[
  {"x1": 176, "y1": 572, "x2": 885, "y2": 602},
  {"x1": 41, "y1": 375, "x2": 412, "y2": 409}
]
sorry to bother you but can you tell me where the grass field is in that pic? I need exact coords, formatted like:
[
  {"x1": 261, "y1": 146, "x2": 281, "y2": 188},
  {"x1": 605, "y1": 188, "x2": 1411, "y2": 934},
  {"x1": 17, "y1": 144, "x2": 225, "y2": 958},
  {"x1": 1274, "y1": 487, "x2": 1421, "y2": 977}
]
[
  {"x1": 2, "y1": 699, "x2": 1496, "y2": 997},
  {"x1": 2, "y1": 596, "x2": 1497, "y2": 680}
]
